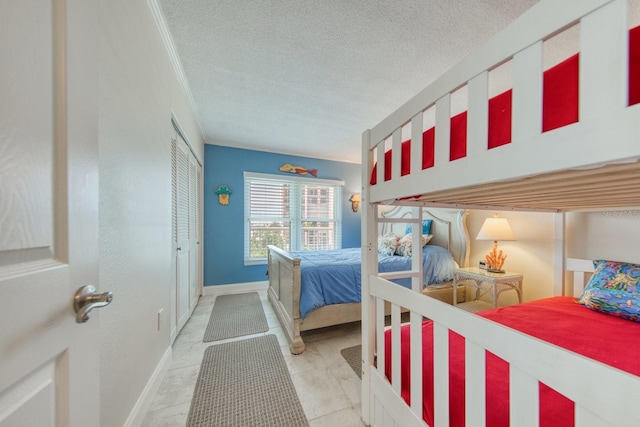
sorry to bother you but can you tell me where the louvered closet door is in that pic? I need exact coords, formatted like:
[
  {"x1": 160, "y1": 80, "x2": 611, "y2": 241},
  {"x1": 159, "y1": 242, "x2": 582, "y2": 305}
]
[
  {"x1": 170, "y1": 136, "x2": 178, "y2": 340},
  {"x1": 188, "y1": 155, "x2": 200, "y2": 311},
  {"x1": 175, "y1": 135, "x2": 191, "y2": 333},
  {"x1": 195, "y1": 167, "x2": 203, "y2": 304}
]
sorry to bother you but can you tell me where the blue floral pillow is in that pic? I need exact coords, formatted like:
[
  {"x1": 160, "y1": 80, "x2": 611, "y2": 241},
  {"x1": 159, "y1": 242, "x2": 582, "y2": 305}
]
[
  {"x1": 578, "y1": 260, "x2": 640, "y2": 322},
  {"x1": 378, "y1": 233, "x2": 401, "y2": 256}
]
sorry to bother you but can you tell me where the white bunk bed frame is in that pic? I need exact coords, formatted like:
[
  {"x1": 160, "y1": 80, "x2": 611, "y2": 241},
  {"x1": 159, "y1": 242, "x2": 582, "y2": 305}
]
[{"x1": 360, "y1": 0, "x2": 640, "y2": 426}]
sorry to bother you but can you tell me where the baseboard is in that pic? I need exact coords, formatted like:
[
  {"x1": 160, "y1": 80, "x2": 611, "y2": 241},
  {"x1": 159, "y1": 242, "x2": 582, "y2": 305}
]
[
  {"x1": 202, "y1": 281, "x2": 268, "y2": 297},
  {"x1": 123, "y1": 346, "x2": 172, "y2": 427}
]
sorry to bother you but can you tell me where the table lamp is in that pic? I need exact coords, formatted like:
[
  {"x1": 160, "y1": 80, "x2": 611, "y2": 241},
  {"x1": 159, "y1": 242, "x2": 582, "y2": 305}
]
[{"x1": 476, "y1": 213, "x2": 516, "y2": 273}]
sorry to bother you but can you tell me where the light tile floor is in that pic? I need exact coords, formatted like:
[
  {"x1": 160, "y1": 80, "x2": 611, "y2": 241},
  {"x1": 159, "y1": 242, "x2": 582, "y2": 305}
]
[{"x1": 141, "y1": 290, "x2": 367, "y2": 426}]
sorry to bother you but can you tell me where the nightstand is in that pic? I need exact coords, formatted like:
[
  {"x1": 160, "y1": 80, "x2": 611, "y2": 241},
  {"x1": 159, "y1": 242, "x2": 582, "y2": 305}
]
[{"x1": 453, "y1": 267, "x2": 523, "y2": 312}]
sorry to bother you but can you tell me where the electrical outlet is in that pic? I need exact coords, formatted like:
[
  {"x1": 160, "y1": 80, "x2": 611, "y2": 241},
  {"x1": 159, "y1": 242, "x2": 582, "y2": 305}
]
[
  {"x1": 157, "y1": 308, "x2": 164, "y2": 331},
  {"x1": 479, "y1": 261, "x2": 487, "y2": 270}
]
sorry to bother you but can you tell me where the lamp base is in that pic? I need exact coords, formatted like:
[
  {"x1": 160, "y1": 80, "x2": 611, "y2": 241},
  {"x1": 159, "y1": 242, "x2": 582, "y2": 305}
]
[{"x1": 487, "y1": 268, "x2": 505, "y2": 273}]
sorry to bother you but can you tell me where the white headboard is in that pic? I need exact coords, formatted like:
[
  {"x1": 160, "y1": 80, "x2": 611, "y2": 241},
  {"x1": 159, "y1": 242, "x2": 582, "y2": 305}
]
[
  {"x1": 565, "y1": 258, "x2": 596, "y2": 297},
  {"x1": 380, "y1": 206, "x2": 470, "y2": 268}
]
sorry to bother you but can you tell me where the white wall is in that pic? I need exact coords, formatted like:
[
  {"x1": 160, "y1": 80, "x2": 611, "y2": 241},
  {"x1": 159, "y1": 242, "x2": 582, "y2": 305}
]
[
  {"x1": 468, "y1": 208, "x2": 640, "y2": 306},
  {"x1": 468, "y1": 210, "x2": 555, "y2": 303},
  {"x1": 567, "y1": 210, "x2": 640, "y2": 264},
  {"x1": 98, "y1": 1, "x2": 203, "y2": 426}
]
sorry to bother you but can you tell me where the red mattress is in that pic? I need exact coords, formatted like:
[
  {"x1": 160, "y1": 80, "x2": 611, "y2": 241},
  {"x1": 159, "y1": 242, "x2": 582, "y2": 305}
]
[
  {"x1": 371, "y1": 25, "x2": 640, "y2": 185},
  {"x1": 384, "y1": 296, "x2": 640, "y2": 426}
]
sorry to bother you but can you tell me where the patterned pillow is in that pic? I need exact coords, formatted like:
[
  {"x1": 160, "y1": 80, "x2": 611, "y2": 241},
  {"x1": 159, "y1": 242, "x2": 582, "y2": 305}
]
[
  {"x1": 395, "y1": 233, "x2": 433, "y2": 257},
  {"x1": 378, "y1": 233, "x2": 401, "y2": 256},
  {"x1": 578, "y1": 259, "x2": 640, "y2": 322},
  {"x1": 405, "y1": 219, "x2": 433, "y2": 235}
]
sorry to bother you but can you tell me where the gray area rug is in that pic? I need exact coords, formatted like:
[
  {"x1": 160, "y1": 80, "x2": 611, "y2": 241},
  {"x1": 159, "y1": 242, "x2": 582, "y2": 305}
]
[
  {"x1": 340, "y1": 345, "x2": 362, "y2": 380},
  {"x1": 203, "y1": 292, "x2": 269, "y2": 342},
  {"x1": 187, "y1": 335, "x2": 309, "y2": 427}
]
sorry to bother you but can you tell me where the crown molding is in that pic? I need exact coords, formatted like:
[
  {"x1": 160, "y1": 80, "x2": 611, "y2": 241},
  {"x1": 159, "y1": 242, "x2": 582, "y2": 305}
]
[{"x1": 147, "y1": 0, "x2": 204, "y2": 140}]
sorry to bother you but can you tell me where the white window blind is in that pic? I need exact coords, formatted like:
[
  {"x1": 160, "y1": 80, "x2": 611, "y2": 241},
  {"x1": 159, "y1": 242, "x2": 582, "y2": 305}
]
[{"x1": 244, "y1": 172, "x2": 343, "y2": 265}]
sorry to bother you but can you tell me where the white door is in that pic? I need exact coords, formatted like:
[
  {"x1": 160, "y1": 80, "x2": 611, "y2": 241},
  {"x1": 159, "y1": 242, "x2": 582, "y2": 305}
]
[
  {"x1": 171, "y1": 128, "x2": 201, "y2": 337},
  {"x1": 170, "y1": 136, "x2": 179, "y2": 341},
  {"x1": 0, "y1": 0, "x2": 100, "y2": 426},
  {"x1": 175, "y1": 135, "x2": 191, "y2": 332},
  {"x1": 195, "y1": 166, "x2": 203, "y2": 306},
  {"x1": 188, "y1": 156, "x2": 200, "y2": 311}
]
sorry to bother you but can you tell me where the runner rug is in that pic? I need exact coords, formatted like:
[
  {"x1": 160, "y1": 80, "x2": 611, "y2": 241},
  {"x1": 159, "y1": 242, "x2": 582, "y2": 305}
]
[
  {"x1": 187, "y1": 335, "x2": 309, "y2": 427},
  {"x1": 203, "y1": 292, "x2": 269, "y2": 342},
  {"x1": 340, "y1": 345, "x2": 362, "y2": 379}
]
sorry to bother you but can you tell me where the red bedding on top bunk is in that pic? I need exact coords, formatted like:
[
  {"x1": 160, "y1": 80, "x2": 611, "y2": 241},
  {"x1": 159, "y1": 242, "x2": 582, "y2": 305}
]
[
  {"x1": 371, "y1": 25, "x2": 640, "y2": 185},
  {"x1": 383, "y1": 297, "x2": 640, "y2": 426}
]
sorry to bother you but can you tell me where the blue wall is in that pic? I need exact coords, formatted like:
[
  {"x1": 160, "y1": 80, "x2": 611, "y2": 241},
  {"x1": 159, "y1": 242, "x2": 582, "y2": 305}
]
[{"x1": 204, "y1": 145, "x2": 362, "y2": 286}]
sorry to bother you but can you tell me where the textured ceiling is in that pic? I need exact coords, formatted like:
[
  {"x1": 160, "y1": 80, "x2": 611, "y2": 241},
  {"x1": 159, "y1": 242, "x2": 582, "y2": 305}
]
[{"x1": 158, "y1": 0, "x2": 539, "y2": 163}]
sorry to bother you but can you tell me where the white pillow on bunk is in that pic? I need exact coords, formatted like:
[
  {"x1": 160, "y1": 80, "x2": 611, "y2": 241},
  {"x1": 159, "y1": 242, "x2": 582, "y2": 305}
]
[
  {"x1": 378, "y1": 232, "x2": 401, "y2": 256},
  {"x1": 396, "y1": 233, "x2": 433, "y2": 257}
]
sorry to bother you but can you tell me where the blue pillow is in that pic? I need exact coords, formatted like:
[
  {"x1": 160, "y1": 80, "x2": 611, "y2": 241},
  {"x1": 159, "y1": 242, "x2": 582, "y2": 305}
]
[
  {"x1": 405, "y1": 219, "x2": 433, "y2": 235},
  {"x1": 578, "y1": 259, "x2": 640, "y2": 322}
]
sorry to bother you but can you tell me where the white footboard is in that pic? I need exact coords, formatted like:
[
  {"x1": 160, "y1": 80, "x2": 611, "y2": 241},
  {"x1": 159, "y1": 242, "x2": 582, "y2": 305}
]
[
  {"x1": 267, "y1": 245, "x2": 305, "y2": 354},
  {"x1": 267, "y1": 245, "x2": 365, "y2": 354}
]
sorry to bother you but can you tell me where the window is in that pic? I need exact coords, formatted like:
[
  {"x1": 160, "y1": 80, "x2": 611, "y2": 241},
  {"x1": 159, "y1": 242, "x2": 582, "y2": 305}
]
[{"x1": 244, "y1": 172, "x2": 343, "y2": 265}]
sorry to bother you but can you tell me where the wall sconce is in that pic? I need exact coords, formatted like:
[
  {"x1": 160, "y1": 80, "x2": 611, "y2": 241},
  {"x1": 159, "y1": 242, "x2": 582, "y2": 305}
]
[
  {"x1": 349, "y1": 194, "x2": 361, "y2": 212},
  {"x1": 476, "y1": 213, "x2": 516, "y2": 273}
]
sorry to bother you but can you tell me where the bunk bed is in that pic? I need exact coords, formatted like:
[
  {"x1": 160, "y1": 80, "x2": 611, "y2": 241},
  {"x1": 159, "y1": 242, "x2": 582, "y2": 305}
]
[
  {"x1": 267, "y1": 207, "x2": 470, "y2": 354},
  {"x1": 360, "y1": 0, "x2": 640, "y2": 425}
]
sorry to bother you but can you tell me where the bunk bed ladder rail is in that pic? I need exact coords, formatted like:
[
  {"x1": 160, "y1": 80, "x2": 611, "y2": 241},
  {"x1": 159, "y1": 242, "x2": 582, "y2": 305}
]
[
  {"x1": 361, "y1": 201, "x2": 426, "y2": 426},
  {"x1": 370, "y1": 278, "x2": 427, "y2": 427}
]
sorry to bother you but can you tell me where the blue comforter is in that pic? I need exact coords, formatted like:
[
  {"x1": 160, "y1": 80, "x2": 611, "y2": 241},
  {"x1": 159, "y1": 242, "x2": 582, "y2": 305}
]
[{"x1": 290, "y1": 245, "x2": 456, "y2": 319}]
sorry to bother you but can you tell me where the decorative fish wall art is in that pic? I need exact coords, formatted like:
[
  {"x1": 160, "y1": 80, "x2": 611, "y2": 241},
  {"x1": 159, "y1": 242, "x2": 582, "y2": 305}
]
[{"x1": 279, "y1": 163, "x2": 318, "y2": 177}]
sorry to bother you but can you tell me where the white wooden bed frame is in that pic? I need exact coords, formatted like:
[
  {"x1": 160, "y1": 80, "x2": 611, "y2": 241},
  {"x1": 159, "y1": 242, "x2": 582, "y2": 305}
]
[
  {"x1": 267, "y1": 207, "x2": 470, "y2": 354},
  {"x1": 361, "y1": 0, "x2": 640, "y2": 425}
]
